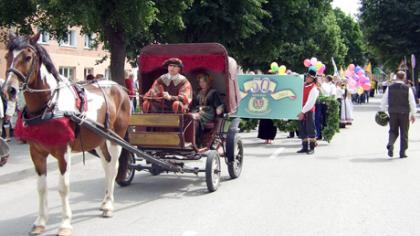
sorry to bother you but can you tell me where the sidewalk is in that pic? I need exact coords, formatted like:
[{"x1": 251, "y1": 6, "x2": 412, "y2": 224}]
[{"x1": 0, "y1": 139, "x2": 94, "y2": 185}]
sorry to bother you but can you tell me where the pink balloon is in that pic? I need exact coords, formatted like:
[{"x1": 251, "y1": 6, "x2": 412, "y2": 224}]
[
  {"x1": 303, "y1": 59, "x2": 311, "y2": 67},
  {"x1": 357, "y1": 70, "x2": 364, "y2": 76},
  {"x1": 310, "y1": 57, "x2": 318, "y2": 66},
  {"x1": 348, "y1": 64, "x2": 355, "y2": 71},
  {"x1": 362, "y1": 83, "x2": 371, "y2": 91},
  {"x1": 320, "y1": 64, "x2": 326, "y2": 74},
  {"x1": 345, "y1": 70, "x2": 352, "y2": 78},
  {"x1": 359, "y1": 76, "x2": 366, "y2": 84},
  {"x1": 348, "y1": 79, "x2": 357, "y2": 89}
]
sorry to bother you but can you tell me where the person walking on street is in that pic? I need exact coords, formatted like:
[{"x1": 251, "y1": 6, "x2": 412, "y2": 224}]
[
  {"x1": 297, "y1": 68, "x2": 319, "y2": 154},
  {"x1": 380, "y1": 71, "x2": 416, "y2": 159}
]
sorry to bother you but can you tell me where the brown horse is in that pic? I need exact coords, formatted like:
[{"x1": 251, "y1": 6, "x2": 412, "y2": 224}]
[{"x1": 2, "y1": 33, "x2": 130, "y2": 236}]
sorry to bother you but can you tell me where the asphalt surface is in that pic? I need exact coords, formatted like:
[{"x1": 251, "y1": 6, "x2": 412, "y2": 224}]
[{"x1": 1, "y1": 95, "x2": 420, "y2": 236}]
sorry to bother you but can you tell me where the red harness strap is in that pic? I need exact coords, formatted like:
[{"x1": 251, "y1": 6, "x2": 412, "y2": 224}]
[{"x1": 72, "y1": 85, "x2": 88, "y2": 113}]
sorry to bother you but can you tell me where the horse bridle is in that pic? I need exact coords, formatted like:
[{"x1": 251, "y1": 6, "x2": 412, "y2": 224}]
[{"x1": 6, "y1": 44, "x2": 38, "y2": 90}]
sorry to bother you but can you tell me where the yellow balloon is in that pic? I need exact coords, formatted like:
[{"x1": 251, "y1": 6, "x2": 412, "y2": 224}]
[
  {"x1": 315, "y1": 61, "x2": 323, "y2": 70},
  {"x1": 278, "y1": 65, "x2": 286, "y2": 75},
  {"x1": 357, "y1": 87, "x2": 364, "y2": 95}
]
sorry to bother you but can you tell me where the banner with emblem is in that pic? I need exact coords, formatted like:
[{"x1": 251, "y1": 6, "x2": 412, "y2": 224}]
[{"x1": 233, "y1": 74, "x2": 304, "y2": 119}]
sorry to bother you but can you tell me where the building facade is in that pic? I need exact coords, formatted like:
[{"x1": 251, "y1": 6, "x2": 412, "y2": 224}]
[{"x1": 0, "y1": 27, "x2": 133, "y2": 81}]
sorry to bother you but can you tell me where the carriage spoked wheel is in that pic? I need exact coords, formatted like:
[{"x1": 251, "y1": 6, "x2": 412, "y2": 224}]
[
  {"x1": 227, "y1": 135, "x2": 243, "y2": 179},
  {"x1": 205, "y1": 150, "x2": 221, "y2": 192},
  {"x1": 116, "y1": 150, "x2": 135, "y2": 187}
]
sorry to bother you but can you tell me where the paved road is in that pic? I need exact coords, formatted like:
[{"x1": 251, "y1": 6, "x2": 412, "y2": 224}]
[{"x1": 1, "y1": 96, "x2": 420, "y2": 236}]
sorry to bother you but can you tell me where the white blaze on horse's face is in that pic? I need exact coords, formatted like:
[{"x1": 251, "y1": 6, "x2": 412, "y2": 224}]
[{"x1": 2, "y1": 49, "x2": 24, "y2": 100}]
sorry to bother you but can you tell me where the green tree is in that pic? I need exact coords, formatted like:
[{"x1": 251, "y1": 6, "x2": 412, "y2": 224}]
[
  {"x1": 0, "y1": 0, "x2": 36, "y2": 34},
  {"x1": 360, "y1": 0, "x2": 420, "y2": 70},
  {"x1": 173, "y1": 0, "x2": 347, "y2": 74},
  {"x1": 333, "y1": 9, "x2": 366, "y2": 66},
  {"x1": 232, "y1": 0, "x2": 347, "y2": 74},
  {"x1": 0, "y1": 0, "x2": 192, "y2": 85}
]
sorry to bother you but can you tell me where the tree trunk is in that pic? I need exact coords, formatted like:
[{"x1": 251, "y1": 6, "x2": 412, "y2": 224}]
[{"x1": 105, "y1": 26, "x2": 126, "y2": 86}]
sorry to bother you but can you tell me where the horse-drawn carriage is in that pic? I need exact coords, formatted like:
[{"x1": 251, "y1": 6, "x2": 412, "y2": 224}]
[
  {"x1": 116, "y1": 43, "x2": 244, "y2": 192},
  {"x1": 3, "y1": 33, "x2": 245, "y2": 235}
]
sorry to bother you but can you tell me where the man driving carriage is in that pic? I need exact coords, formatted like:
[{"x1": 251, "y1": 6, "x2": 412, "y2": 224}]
[{"x1": 142, "y1": 58, "x2": 193, "y2": 113}]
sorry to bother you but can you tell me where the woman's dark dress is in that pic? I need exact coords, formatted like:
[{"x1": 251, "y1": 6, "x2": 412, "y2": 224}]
[
  {"x1": 193, "y1": 88, "x2": 223, "y2": 131},
  {"x1": 257, "y1": 119, "x2": 277, "y2": 140}
]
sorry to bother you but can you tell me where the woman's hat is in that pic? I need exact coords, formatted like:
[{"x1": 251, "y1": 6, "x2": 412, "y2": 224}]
[{"x1": 162, "y1": 58, "x2": 183, "y2": 68}]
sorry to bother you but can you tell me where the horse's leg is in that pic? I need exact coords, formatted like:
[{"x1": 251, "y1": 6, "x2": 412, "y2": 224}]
[
  {"x1": 56, "y1": 146, "x2": 73, "y2": 236},
  {"x1": 29, "y1": 146, "x2": 48, "y2": 235},
  {"x1": 97, "y1": 141, "x2": 121, "y2": 217}
]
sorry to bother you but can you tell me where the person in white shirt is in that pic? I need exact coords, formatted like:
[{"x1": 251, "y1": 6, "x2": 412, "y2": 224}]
[
  {"x1": 380, "y1": 71, "x2": 416, "y2": 159},
  {"x1": 320, "y1": 75, "x2": 336, "y2": 97},
  {"x1": 297, "y1": 68, "x2": 320, "y2": 154}
]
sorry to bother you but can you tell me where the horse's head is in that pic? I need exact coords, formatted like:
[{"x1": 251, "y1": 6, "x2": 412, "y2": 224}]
[{"x1": 2, "y1": 32, "x2": 41, "y2": 100}]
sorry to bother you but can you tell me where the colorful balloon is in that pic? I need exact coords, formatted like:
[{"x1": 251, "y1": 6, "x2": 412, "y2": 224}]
[
  {"x1": 303, "y1": 59, "x2": 311, "y2": 67},
  {"x1": 278, "y1": 65, "x2": 287, "y2": 75},
  {"x1": 359, "y1": 75, "x2": 366, "y2": 84},
  {"x1": 310, "y1": 57, "x2": 318, "y2": 66},
  {"x1": 357, "y1": 70, "x2": 365, "y2": 76},
  {"x1": 270, "y1": 62, "x2": 279, "y2": 72},
  {"x1": 348, "y1": 64, "x2": 355, "y2": 71},
  {"x1": 357, "y1": 86, "x2": 364, "y2": 95},
  {"x1": 348, "y1": 78, "x2": 357, "y2": 89},
  {"x1": 362, "y1": 83, "x2": 371, "y2": 91},
  {"x1": 315, "y1": 61, "x2": 323, "y2": 70},
  {"x1": 353, "y1": 74, "x2": 359, "y2": 81}
]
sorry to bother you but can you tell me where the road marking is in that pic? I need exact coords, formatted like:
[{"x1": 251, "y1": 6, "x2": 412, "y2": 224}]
[
  {"x1": 269, "y1": 147, "x2": 285, "y2": 159},
  {"x1": 182, "y1": 230, "x2": 198, "y2": 236}
]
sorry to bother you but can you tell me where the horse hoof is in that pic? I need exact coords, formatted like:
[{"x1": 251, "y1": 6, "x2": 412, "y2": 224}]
[
  {"x1": 102, "y1": 210, "x2": 113, "y2": 218},
  {"x1": 30, "y1": 225, "x2": 46, "y2": 235},
  {"x1": 57, "y1": 227, "x2": 72, "y2": 236}
]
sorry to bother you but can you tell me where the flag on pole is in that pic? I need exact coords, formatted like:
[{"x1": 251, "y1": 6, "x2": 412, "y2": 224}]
[
  {"x1": 331, "y1": 57, "x2": 338, "y2": 76},
  {"x1": 365, "y1": 62, "x2": 372, "y2": 74},
  {"x1": 411, "y1": 54, "x2": 416, "y2": 69},
  {"x1": 339, "y1": 67, "x2": 345, "y2": 79}
]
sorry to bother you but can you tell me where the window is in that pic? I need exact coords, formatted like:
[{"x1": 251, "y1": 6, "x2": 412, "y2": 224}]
[
  {"x1": 84, "y1": 68, "x2": 94, "y2": 78},
  {"x1": 60, "y1": 30, "x2": 76, "y2": 47},
  {"x1": 38, "y1": 31, "x2": 49, "y2": 44},
  {"x1": 84, "y1": 34, "x2": 94, "y2": 49},
  {"x1": 59, "y1": 67, "x2": 75, "y2": 81}
]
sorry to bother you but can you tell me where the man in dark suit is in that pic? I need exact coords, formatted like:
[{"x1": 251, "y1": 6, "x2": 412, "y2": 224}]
[{"x1": 380, "y1": 71, "x2": 416, "y2": 159}]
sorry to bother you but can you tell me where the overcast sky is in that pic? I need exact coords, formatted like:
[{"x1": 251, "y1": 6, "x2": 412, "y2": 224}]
[{"x1": 332, "y1": 0, "x2": 361, "y2": 17}]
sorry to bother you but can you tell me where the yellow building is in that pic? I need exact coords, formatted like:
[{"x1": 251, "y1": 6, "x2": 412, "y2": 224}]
[{"x1": 0, "y1": 27, "x2": 133, "y2": 81}]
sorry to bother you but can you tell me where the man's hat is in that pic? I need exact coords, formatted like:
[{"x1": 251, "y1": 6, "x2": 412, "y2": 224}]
[
  {"x1": 162, "y1": 58, "x2": 183, "y2": 68},
  {"x1": 307, "y1": 67, "x2": 317, "y2": 77}
]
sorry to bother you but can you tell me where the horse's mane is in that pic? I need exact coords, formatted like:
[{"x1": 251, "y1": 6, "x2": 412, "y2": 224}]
[{"x1": 7, "y1": 35, "x2": 60, "y2": 80}]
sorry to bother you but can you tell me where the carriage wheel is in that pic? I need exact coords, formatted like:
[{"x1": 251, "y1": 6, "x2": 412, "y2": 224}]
[
  {"x1": 116, "y1": 151, "x2": 135, "y2": 187},
  {"x1": 205, "y1": 150, "x2": 221, "y2": 192},
  {"x1": 227, "y1": 136, "x2": 243, "y2": 179}
]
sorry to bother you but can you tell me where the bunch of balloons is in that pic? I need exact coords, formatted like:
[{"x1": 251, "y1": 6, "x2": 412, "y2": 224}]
[
  {"x1": 270, "y1": 62, "x2": 287, "y2": 75},
  {"x1": 345, "y1": 64, "x2": 371, "y2": 93},
  {"x1": 303, "y1": 57, "x2": 326, "y2": 75}
]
